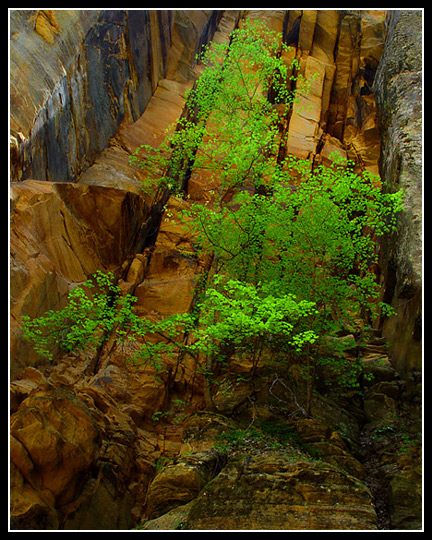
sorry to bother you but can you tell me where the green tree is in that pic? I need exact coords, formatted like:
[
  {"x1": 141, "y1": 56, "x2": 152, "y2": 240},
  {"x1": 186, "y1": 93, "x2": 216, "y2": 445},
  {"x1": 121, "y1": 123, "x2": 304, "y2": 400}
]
[
  {"x1": 130, "y1": 20, "x2": 305, "y2": 204},
  {"x1": 22, "y1": 21, "x2": 404, "y2": 419},
  {"x1": 183, "y1": 154, "x2": 403, "y2": 411},
  {"x1": 21, "y1": 271, "x2": 140, "y2": 373},
  {"x1": 128, "y1": 20, "x2": 403, "y2": 414}
]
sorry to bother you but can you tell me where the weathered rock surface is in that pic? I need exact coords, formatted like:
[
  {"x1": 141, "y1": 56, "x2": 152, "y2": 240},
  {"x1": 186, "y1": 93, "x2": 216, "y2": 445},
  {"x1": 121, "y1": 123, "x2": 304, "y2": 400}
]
[
  {"x1": 144, "y1": 451, "x2": 226, "y2": 520},
  {"x1": 183, "y1": 453, "x2": 377, "y2": 530},
  {"x1": 373, "y1": 10, "x2": 423, "y2": 374},
  {"x1": 78, "y1": 79, "x2": 193, "y2": 195},
  {"x1": 141, "y1": 408, "x2": 377, "y2": 530},
  {"x1": 10, "y1": 354, "x2": 422, "y2": 530},
  {"x1": 10, "y1": 7, "x2": 225, "y2": 376},
  {"x1": 283, "y1": 9, "x2": 385, "y2": 175},
  {"x1": 10, "y1": 10, "x2": 221, "y2": 183},
  {"x1": 10, "y1": 10, "x2": 100, "y2": 138},
  {"x1": 10, "y1": 381, "x2": 154, "y2": 530},
  {"x1": 10, "y1": 180, "x2": 148, "y2": 377}
]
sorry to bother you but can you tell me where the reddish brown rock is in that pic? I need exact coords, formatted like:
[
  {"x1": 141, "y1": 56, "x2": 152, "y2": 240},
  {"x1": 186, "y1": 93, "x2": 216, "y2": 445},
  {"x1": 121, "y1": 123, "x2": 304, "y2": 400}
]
[
  {"x1": 10, "y1": 384, "x2": 101, "y2": 529},
  {"x1": 10, "y1": 381, "x2": 159, "y2": 530},
  {"x1": 10, "y1": 180, "x2": 148, "y2": 377}
]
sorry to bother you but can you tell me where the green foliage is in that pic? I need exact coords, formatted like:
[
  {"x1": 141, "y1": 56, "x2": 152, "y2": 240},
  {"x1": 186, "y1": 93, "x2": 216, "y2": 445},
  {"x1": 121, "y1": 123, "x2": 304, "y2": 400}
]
[
  {"x1": 186, "y1": 154, "x2": 403, "y2": 338},
  {"x1": 124, "y1": 276, "x2": 318, "y2": 383},
  {"x1": 213, "y1": 426, "x2": 281, "y2": 454},
  {"x1": 127, "y1": 311, "x2": 196, "y2": 376},
  {"x1": 129, "y1": 20, "x2": 305, "y2": 201},
  {"x1": 184, "y1": 20, "x2": 303, "y2": 203},
  {"x1": 22, "y1": 20, "x2": 404, "y2": 417},
  {"x1": 190, "y1": 276, "x2": 318, "y2": 367},
  {"x1": 127, "y1": 21, "x2": 404, "y2": 409},
  {"x1": 21, "y1": 271, "x2": 139, "y2": 362},
  {"x1": 213, "y1": 419, "x2": 319, "y2": 459}
]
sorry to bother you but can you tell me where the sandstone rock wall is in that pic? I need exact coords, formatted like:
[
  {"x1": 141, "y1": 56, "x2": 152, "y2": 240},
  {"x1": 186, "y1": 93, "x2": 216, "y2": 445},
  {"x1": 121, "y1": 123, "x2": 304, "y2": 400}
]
[
  {"x1": 10, "y1": 11, "x2": 230, "y2": 527},
  {"x1": 10, "y1": 9, "x2": 225, "y2": 377},
  {"x1": 373, "y1": 10, "x2": 422, "y2": 373},
  {"x1": 10, "y1": 181, "x2": 149, "y2": 378},
  {"x1": 10, "y1": 10, "x2": 221, "y2": 183},
  {"x1": 282, "y1": 9, "x2": 385, "y2": 175}
]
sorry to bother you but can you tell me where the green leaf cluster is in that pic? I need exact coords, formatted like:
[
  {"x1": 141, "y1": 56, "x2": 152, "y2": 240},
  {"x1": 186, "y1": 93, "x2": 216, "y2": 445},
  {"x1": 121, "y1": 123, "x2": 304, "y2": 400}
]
[
  {"x1": 129, "y1": 20, "x2": 305, "y2": 201},
  {"x1": 186, "y1": 154, "x2": 403, "y2": 336},
  {"x1": 191, "y1": 276, "x2": 318, "y2": 364},
  {"x1": 21, "y1": 271, "x2": 139, "y2": 362}
]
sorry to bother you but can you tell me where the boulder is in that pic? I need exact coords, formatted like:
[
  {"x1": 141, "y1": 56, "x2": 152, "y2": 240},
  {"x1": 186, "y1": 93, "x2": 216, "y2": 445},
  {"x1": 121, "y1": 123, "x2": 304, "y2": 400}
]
[
  {"x1": 10, "y1": 384, "x2": 101, "y2": 529},
  {"x1": 10, "y1": 382, "x2": 156, "y2": 530},
  {"x1": 296, "y1": 418, "x2": 365, "y2": 479},
  {"x1": 182, "y1": 452, "x2": 377, "y2": 530},
  {"x1": 144, "y1": 452, "x2": 225, "y2": 520}
]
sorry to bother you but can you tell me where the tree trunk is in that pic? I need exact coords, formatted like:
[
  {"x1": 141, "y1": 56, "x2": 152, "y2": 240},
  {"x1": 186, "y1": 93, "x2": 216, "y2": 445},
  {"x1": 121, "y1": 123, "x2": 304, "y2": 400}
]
[{"x1": 203, "y1": 351, "x2": 217, "y2": 411}]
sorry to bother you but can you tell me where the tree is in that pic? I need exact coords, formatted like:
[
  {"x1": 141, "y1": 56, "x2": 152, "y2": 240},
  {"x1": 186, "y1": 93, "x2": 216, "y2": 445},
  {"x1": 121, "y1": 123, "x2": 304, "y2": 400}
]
[
  {"x1": 182, "y1": 154, "x2": 403, "y2": 412},
  {"x1": 128, "y1": 20, "x2": 403, "y2": 414},
  {"x1": 22, "y1": 20, "x2": 403, "y2": 418},
  {"x1": 129, "y1": 20, "x2": 305, "y2": 204},
  {"x1": 21, "y1": 271, "x2": 140, "y2": 373}
]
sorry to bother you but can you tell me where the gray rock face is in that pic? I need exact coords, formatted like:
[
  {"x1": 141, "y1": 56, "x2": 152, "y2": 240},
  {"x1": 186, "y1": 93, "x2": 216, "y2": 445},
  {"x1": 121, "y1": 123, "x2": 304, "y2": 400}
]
[
  {"x1": 373, "y1": 10, "x2": 422, "y2": 373},
  {"x1": 10, "y1": 10, "x2": 219, "y2": 183},
  {"x1": 11, "y1": 10, "x2": 165, "y2": 182}
]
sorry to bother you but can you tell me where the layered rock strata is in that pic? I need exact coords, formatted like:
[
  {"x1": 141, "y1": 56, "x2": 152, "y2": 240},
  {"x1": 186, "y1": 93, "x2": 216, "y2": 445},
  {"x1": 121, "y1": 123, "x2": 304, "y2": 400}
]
[
  {"x1": 10, "y1": 180, "x2": 149, "y2": 378},
  {"x1": 10, "y1": 10, "x2": 221, "y2": 183},
  {"x1": 373, "y1": 10, "x2": 422, "y2": 373}
]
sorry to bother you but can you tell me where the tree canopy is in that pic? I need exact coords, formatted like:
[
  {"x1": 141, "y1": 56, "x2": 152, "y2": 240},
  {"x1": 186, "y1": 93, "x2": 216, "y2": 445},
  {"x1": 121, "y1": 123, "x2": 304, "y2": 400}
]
[{"x1": 22, "y1": 20, "x2": 403, "y2": 415}]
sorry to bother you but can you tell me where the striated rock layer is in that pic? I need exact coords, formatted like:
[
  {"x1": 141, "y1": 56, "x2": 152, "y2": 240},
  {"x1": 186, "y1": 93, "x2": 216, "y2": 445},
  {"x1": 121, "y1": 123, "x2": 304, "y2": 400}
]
[
  {"x1": 373, "y1": 10, "x2": 422, "y2": 374},
  {"x1": 10, "y1": 9, "x2": 422, "y2": 531},
  {"x1": 10, "y1": 10, "x2": 221, "y2": 182}
]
